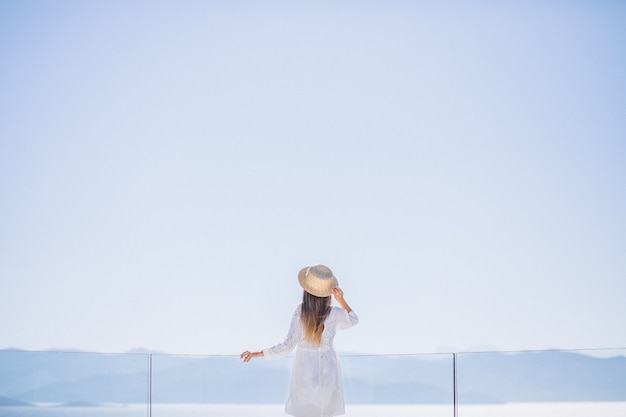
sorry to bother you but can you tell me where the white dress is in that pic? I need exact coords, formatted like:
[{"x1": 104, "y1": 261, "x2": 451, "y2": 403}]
[{"x1": 263, "y1": 305, "x2": 359, "y2": 417}]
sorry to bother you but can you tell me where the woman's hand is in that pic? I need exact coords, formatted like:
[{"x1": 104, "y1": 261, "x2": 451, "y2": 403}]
[
  {"x1": 332, "y1": 287, "x2": 345, "y2": 301},
  {"x1": 332, "y1": 287, "x2": 352, "y2": 313},
  {"x1": 240, "y1": 350, "x2": 263, "y2": 363}
]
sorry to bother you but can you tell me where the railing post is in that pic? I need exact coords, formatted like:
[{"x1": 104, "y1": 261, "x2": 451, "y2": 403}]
[
  {"x1": 148, "y1": 353, "x2": 152, "y2": 417},
  {"x1": 453, "y1": 353, "x2": 458, "y2": 417}
]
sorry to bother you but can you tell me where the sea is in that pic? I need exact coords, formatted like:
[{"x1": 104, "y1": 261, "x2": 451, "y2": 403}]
[{"x1": 1, "y1": 403, "x2": 626, "y2": 417}]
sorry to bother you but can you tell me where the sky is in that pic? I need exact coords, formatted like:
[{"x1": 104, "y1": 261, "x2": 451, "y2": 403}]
[{"x1": 1, "y1": 1, "x2": 625, "y2": 357}]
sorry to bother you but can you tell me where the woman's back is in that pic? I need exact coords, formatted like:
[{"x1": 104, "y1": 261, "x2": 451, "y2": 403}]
[{"x1": 264, "y1": 305, "x2": 358, "y2": 357}]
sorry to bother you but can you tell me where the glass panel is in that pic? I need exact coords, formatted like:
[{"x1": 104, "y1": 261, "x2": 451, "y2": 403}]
[
  {"x1": 150, "y1": 353, "x2": 454, "y2": 417},
  {"x1": 150, "y1": 354, "x2": 292, "y2": 417},
  {"x1": 457, "y1": 348, "x2": 626, "y2": 417},
  {"x1": 0, "y1": 350, "x2": 149, "y2": 417},
  {"x1": 341, "y1": 354, "x2": 454, "y2": 417}
]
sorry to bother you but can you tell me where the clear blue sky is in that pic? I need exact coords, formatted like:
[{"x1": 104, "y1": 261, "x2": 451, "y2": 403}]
[{"x1": 1, "y1": 1, "x2": 625, "y2": 355}]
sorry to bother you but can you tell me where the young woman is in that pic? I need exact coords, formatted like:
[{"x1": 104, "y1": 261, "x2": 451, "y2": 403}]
[{"x1": 241, "y1": 264, "x2": 359, "y2": 417}]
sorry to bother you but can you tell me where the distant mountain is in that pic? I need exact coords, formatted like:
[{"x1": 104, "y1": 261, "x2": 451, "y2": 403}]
[
  {"x1": 457, "y1": 351, "x2": 626, "y2": 403},
  {"x1": 0, "y1": 396, "x2": 31, "y2": 406},
  {"x1": 0, "y1": 349, "x2": 624, "y2": 405}
]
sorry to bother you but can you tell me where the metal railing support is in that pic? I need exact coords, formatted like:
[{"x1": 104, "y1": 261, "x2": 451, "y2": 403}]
[
  {"x1": 148, "y1": 354, "x2": 153, "y2": 417},
  {"x1": 453, "y1": 353, "x2": 458, "y2": 417}
]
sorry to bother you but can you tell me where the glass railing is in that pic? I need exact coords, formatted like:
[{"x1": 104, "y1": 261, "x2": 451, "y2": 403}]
[
  {"x1": 1, "y1": 348, "x2": 624, "y2": 417},
  {"x1": 150, "y1": 353, "x2": 293, "y2": 417},
  {"x1": 341, "y1": 353, "x2": 455, "y2": 417},
  {"x1": 0, "y1": 350, "x2": 149, "y2": 416},
  {"x1": 456, "y1": 348, "x2": 626, "y2": 417},
  {"x1": 148, "y1": 353, "x2": 455, "y2": 417}
]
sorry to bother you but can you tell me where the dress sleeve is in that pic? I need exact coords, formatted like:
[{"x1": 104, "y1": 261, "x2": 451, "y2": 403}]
[
  {"x1": 262, "y1": 305, "x2": 302, "y2": 360},
  {"x1": 336, "y1": 307, "x2": 359, "y2": 331}
]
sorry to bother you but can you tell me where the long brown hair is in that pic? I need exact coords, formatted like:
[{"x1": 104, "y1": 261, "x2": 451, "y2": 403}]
[{"x1": 301, "y1": 290, "x2": 331, "y2": 345}]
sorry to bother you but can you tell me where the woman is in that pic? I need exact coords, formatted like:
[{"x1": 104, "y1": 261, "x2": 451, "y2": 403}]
[{"x1": 241, "y1": 264, "x2": 359, "y2": 417}]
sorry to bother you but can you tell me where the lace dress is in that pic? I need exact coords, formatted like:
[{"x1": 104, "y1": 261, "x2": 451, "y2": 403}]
[{"x1": 263, "y1": 305, "x2": 359, "y2": 417}]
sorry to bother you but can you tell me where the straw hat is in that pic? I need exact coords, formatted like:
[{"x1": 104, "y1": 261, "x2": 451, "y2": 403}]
[{"x1": 298, "y1": 265, "x2": 338, "y2": 297}]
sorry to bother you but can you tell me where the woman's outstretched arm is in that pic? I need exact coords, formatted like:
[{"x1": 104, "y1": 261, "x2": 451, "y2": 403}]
[{"x1": 241, "y1": 305, "x2": 302, "y2": 362}]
